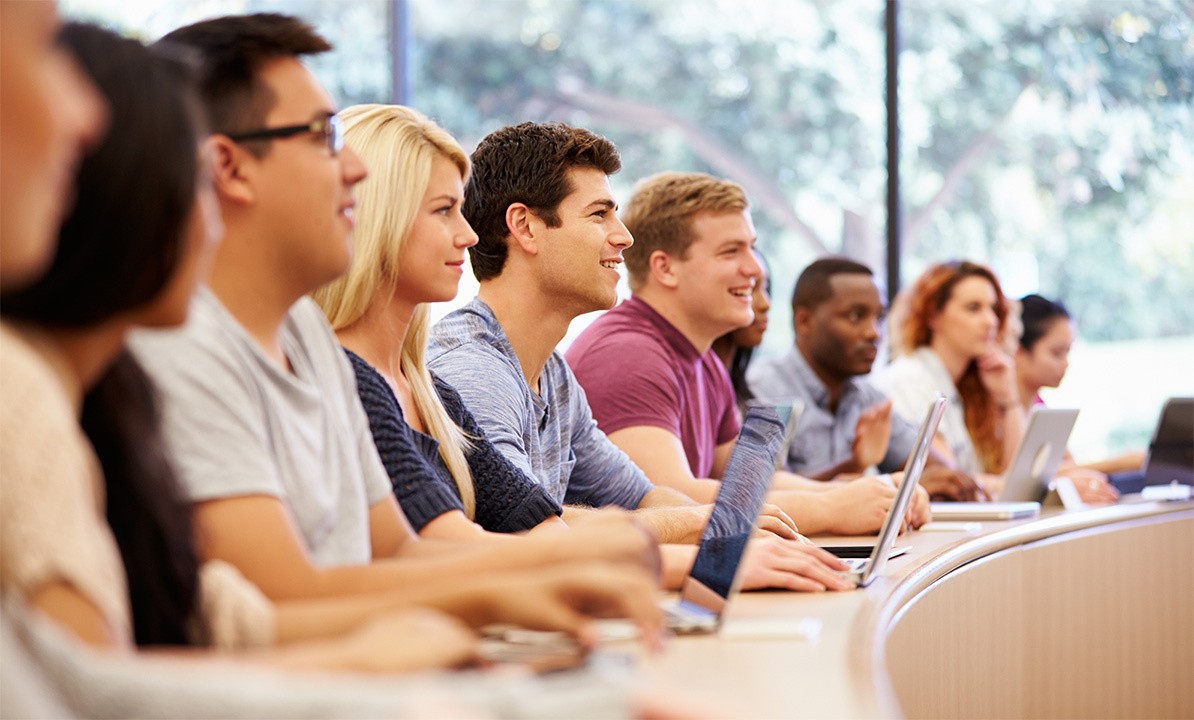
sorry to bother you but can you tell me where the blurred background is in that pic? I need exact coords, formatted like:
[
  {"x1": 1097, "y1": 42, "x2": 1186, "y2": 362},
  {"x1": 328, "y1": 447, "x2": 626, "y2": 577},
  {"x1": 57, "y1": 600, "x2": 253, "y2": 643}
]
[{"x1": 65, "y1": 0, "x2": 1194, "y2": 461}]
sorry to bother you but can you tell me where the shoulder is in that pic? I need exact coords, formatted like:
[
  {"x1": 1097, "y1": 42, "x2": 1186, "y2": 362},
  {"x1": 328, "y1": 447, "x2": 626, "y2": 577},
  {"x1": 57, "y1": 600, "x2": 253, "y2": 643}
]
[
  {"x1": 344, "y1": 349, "x2": 395, "y2": 410},
  {"x1": 126, "y1": 290, "x2": 257, "y2": 385},
  {"x1": 884, "y1": 350, "x2": 944, "y2": 388},
  {"x1": 429, "y1": 304, "x2": 497, "y2": 356},
  {"x1": 285, "y1": 298, "x2": 353, "y2": 373},
  {"x1": 569, "y1": 304, "x2": 665, "y2": 357},
  {"x1": 0, "y1": 324, "x2": 68, "y2": 408},
  {"x1": 287, "y1": 297, "x2": 339, "y2": 341},
  {"x1": 567, "y1": 319, "x2": 675, "y2": 386},
  {"x1": 0, "y1": 324, "x2": 80, "y2": 460},
  {"x1": 430, "y1": 372, "x2": 469, "y2": 419},
  {"x1": 747, "y1": 349, "x2": 800, "y2": 388},
  {"x1": 852, "y1": 375, "x2": 893, "y2": 404}
]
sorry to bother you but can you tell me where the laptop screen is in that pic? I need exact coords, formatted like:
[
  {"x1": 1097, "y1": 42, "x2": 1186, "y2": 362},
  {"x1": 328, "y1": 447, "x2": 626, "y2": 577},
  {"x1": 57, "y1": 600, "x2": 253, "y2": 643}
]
[
  {"x1": 857, "y1": 394, "x2": 946, "y2": 585},
  {"x1": 685, "y1": 403, "x2": 789, "y2": 602},
  {"x1": 1145, "y1": 397, "x2": 1194, "y2": 486}
]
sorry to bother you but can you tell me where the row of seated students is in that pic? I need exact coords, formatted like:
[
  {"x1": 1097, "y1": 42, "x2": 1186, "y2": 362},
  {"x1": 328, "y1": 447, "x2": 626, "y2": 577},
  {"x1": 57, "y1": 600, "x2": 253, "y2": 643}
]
[
  {"x1": 0, "y1": 7, "x2": 1134, "y2": 717},
  {"x1": 715, "y1": 257, "x2": 1138, "y2": 503}
]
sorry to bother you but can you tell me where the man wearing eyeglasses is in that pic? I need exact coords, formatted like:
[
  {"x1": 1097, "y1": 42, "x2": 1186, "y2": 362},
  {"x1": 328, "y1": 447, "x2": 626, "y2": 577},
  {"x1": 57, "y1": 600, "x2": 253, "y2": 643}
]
[{"x1": 128, "y1": 13, "x2": 664, "y2": 648}]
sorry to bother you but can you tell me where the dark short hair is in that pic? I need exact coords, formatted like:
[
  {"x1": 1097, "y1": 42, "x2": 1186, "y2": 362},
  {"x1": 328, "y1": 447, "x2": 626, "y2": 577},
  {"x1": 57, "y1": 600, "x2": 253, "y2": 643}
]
[
  {"x1": 157, "y1": 13, "x2": 331, "y2": 149},
  {"x1": 463, "y1": 122, "x2": 621, "y2": 281},
  {"x1": 791, "y1": 256, "x2": 874, "y2": 313},
  {"x1": 1018, "y1": 293, "x2": 1070, "y2": 351}
]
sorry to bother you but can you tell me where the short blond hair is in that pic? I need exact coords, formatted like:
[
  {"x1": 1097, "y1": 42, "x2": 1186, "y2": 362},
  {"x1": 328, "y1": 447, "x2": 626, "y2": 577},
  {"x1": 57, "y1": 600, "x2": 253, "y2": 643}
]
[
  {"x1": 311, "y1": 104, "x2": 476, "y2": 517},
  {"x1": 621, "y1": 171, "x2": 749, "y2": 290}
]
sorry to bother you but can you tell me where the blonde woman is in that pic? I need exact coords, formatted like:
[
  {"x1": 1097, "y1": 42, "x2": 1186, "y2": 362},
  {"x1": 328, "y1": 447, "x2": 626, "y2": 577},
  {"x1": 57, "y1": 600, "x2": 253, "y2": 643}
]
[
  {"x1": 314, "y1": 105, "x2": 567, "y2": 539},
  {"x1": 316, "y1": 107, "x2": 860, "y2": 595}
]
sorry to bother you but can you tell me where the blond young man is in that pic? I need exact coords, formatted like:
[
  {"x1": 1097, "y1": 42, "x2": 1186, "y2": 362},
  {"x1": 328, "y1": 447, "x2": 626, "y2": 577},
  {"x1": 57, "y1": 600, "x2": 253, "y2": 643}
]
[{"x1": 566, "y1": 172, "x2": 929, "y2": 535}]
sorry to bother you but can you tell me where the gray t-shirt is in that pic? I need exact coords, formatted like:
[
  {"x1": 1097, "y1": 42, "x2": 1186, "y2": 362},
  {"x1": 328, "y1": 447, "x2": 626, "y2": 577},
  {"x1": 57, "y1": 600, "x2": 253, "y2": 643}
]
[
  {"x1": 747, "y1": 346, "x2": 919, "y2": 474},
  {"x1": 128, "y1": 288, "x2": 392, "y2": 567},
  {"x1": 427, "y1": 298, "x2": 653, "y2": 510}
]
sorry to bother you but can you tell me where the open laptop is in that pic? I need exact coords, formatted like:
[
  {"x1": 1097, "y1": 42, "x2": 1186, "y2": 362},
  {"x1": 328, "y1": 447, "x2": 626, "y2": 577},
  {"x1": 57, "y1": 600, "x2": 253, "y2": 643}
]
[
  {"x1": 664, "y1": 401, "x2": 795, "y2": 633},
  {"x1": 930, "y1": 407, "x2": 1078, "y2": 521},
  {"x1": 820, "y1": 395, "x2": 947, "y2": 588},
  {"x1": 1142, "y1": 397, "x2": 1194, "y2": 487}
]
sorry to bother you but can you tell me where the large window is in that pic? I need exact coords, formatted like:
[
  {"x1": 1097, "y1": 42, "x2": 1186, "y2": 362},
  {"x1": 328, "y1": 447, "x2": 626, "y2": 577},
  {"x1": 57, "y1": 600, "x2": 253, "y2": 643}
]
[
  {"x1": 898, "y1": 1, "x2": 1194, "y2": 458},
  {"x1": 63, "y1": 0, "x2": 1194, "y2": 460},
  {"x1": 62, "y1": 0, "x2": 390, "y2": 107}
]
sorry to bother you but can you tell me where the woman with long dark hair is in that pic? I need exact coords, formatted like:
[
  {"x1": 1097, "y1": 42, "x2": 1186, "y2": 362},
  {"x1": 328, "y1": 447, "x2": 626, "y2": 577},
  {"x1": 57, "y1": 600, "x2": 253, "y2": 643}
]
[
  {"x1": 1015, "y1": 293, "x2": 1133, "y2": 502},
  {"x1": 0, "y1": 21, "x2": 478, "y2": 666}
]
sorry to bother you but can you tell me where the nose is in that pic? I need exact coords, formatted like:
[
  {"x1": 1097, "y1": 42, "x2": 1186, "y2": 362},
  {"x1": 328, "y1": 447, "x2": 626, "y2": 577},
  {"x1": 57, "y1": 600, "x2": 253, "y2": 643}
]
[
  {"x1": 865, "y1": 317, "x2": 881, "y2": 341},
  {"x1": 62, "y1": 52, "x2": 108, "y2": 152},
  {"x1": 455, "y1": 215, "x2": 479, "y2": 249},
  {"x1": 608, "y1": 216, "x2": 633, "y2": 249},
  {"x1": 340, "y1": 145, "x2": 368, "y2": 186},
  {"x1": 743, "y1": 248, "x2": 763, "y2": 280},
  {"x1": 756, "y1": 287, "x2": 771, "y2": 314}
]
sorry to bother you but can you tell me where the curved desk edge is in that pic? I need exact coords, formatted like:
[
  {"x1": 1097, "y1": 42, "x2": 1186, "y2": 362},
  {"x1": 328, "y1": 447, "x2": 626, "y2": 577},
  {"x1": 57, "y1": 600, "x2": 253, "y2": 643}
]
[{"x1": 856, "y1": 500, "x2": 1194, "y2": 718}]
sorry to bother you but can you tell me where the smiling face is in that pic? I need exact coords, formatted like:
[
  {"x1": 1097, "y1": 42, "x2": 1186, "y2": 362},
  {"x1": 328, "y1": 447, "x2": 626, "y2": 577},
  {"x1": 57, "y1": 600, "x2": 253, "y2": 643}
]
[
  {"x1": 798, "y1": 272, "x2": 885, "y2": 381},
  {"x1": 0, "y1": 1, "x2": 106, "y2": 288},
  {"x1": 729, "y1": 260, "x2": 771, "y2": 350},
  {"x1": 536, "y1": 166, "x2": 633, "y2": 315},
  {"x1": 930, "y1": 275, "x2": 1001, "y2": 361},
  {"x1": 669, "y1": 209, "x2": 762, "y2": 341},
  {"x1": 394, "y1": 153, "x2": 478, "y2": 306},
  {"x1": 1017, "y1": 317, "x2": 1074, "y2": 390},
  {"x1": 246, "y1": 56, "x2": 366, "y2": 294}
]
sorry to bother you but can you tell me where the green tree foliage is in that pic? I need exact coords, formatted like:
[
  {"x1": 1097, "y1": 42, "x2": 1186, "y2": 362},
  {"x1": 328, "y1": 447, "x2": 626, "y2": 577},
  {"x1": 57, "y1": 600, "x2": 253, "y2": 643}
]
[{"x1": 411, "y1": 0, "x2": 1194, "y2": 342}]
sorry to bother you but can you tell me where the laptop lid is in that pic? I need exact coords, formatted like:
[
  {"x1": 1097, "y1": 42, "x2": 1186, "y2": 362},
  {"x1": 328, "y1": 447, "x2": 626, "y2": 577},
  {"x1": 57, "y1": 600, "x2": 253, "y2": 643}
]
[
  {"x1": 678, "y1": 402, "x2": 792, "y2": 621},
  {"x1": 856, "y1": 394, "x2": 947, "y2": 587},
  {"x1": 998, "y1": 408, "x2": 1079, "y2": 502},
  {"x1": 772, "y1": 399, "x2": 806, "y2": 471},
  {"x1": 1144, "y1": 397, "x2": 1194, "y2": 486}
]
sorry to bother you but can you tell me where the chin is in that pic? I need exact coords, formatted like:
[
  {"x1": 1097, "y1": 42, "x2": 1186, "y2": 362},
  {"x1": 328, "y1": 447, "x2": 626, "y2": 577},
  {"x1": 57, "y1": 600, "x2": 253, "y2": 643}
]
[{"x1": 851, "y1": 363, "x2": 876, "y2": 377}]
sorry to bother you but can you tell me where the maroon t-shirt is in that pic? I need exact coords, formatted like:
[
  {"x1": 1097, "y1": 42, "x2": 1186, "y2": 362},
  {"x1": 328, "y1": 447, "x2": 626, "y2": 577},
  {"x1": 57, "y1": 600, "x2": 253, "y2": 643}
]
[{"x1": 565, "y1": 296, "x2": 740, "y2": 478}]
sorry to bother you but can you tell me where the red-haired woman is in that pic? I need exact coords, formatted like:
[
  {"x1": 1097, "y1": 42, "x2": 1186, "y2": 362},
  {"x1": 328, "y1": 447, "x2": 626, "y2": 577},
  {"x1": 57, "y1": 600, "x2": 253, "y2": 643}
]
[{"x1": 874, "y1": 261, "x2": 1024, "y2": 489}]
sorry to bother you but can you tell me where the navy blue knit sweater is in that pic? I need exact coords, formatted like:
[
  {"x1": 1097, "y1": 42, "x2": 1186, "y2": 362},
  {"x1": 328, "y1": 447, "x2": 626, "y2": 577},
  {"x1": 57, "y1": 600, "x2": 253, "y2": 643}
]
[{"x1": 346, "y1": 349, "x2": 562, "y2": 532}]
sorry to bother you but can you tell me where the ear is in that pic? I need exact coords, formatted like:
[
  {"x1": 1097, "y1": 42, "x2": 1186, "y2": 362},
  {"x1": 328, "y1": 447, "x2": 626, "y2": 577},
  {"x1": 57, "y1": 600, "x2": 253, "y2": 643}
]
[
  {"x1": 647, "y1": 250, "x2": 680, "y2": 289},
  {"x1": 793, "y1": 305, "x2": 813, "y2": 336},
  {"x1": 504, "y1": 203, "x2": 539, "y2": 256},
  {"x1": 206, "y1": 135, "x2": 255, "y2": 207}
]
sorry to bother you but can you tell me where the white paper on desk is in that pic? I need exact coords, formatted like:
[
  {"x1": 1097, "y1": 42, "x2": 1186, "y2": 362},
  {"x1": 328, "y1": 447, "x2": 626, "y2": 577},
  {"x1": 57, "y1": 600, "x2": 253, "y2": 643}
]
[{"x1": 719, "y1": 617, "x2": 822, "y2": 642}]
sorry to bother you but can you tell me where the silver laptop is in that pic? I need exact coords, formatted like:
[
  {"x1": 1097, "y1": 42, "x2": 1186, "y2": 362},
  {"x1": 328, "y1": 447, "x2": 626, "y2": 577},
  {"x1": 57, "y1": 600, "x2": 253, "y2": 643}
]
[
  {"x1": 664, "y1": 401, "x2": 796, "y2": 633},
  {"x1": 830, "y1": 394, "x2": 947, "y2": 589},
  {"x1": 931, "y1": 407, "x2": 1078, "y2": 521}
]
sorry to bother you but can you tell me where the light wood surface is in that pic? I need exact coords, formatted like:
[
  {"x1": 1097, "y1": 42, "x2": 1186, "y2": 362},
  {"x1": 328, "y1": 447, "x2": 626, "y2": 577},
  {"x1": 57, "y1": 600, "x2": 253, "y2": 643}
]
[{"x1": 622, "y1": 500, "x2": 1194, "y2": 719}]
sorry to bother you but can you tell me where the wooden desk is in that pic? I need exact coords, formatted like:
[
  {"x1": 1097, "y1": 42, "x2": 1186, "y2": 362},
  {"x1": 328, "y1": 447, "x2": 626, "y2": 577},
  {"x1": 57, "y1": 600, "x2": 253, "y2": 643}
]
[{"x1": 632, "y1": 501, "x2": 1194, "y2": 719}]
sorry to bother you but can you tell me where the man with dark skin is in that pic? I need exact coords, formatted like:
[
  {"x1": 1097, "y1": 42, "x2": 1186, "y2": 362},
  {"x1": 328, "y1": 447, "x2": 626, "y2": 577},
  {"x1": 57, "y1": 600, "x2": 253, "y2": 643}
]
[{"x1": 749, "y1": 257, "x2": 989, "y2": 501}]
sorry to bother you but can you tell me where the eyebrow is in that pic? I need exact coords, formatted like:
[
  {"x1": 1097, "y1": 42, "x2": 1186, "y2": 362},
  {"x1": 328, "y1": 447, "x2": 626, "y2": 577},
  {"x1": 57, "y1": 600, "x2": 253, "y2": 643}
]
[
  {"x1": 305, "y1": 109, "x2": 337, "y2": 123},
  {"x1": 582, "y1": 198, "x2": 617, "y2": 213}
]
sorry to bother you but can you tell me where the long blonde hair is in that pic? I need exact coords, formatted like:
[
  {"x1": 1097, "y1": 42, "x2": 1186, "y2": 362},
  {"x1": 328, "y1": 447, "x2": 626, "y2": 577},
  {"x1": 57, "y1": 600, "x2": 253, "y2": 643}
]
[{"x1": 312, "y1": 104, "x2": 476, "y2": 517}]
